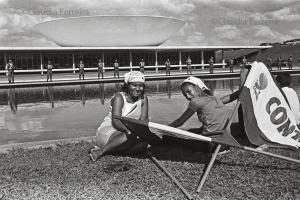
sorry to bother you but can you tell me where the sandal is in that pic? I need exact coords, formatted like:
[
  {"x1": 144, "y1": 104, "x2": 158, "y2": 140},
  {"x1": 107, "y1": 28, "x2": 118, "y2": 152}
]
[
  {"x1": 89, "y1": 152, "x2": 97, "y2": 162},
  {"x1": 88, "y1": 146, "x2": 101, "y2": 162}
]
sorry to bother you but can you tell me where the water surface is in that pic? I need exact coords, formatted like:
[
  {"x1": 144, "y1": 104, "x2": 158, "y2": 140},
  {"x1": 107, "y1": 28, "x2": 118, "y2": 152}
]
[{"x1": 1, "y1": 76, "x2": 299, "y2": 145}]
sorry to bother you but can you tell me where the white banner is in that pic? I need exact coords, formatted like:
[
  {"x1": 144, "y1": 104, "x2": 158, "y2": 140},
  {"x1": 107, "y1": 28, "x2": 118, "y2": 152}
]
[{"x1": 244, "y1": 62, "x2": 300, "y2": 148}]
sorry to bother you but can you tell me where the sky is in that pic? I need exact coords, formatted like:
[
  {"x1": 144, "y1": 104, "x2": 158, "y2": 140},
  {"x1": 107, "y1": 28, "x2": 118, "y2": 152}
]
[{"x1": 0, "y1": 0, "x2": 299, "y2": 47}]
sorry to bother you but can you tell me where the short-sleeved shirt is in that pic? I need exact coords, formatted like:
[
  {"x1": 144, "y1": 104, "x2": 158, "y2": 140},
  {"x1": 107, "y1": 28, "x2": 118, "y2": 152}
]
[
  {"x1": 188, "y1": 96, "x2": 229, "y2": 134},
  {"x1": 6, "y1": 63, "x2": 14, "y2": 70},
  {"x1": 47, "y1": 64, "x2": 53, "y2": 70},
  {"x1": 98, "y1": 62, "x2": 103, "y2": 69},
  {"x1": 186, "y1": 59, "x2": 191, "y2": 65},
  {"x1": 113, "y1": 62, "x2": 119, "y2": 69}
]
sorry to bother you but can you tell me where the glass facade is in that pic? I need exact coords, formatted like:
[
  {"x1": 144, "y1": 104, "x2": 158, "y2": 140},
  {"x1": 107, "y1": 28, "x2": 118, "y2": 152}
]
[
  {"x1": 0, "y1": 49, "x2": 219, "y2": 71},
  {"x1": 74, "y1": 52, "x2": 100, "y2": 68},
  {"x1": 43, "y1": 52, "x2": 73, "y2": 69},
  {"x1": 6, "y1": 53, "x2": 41, "y2": 70},
  {"x1": 181, "y1": 51, "x2": 202, "y2": 65},
  {"x1": 131, "y1": 51, "x2": 156, "y2": 66},
  {"x1": 157, "y1": 51, "x2": 179, "y2": 65},
  {"x1": 104, "y1": 52, "x2": 130, "y2": 68},
  {"x1": 0, "y1": 55, "x2": 5, "y2": 70},
  {"x1": 203, "y1": 51, "x2": 215, "y2": 63}
]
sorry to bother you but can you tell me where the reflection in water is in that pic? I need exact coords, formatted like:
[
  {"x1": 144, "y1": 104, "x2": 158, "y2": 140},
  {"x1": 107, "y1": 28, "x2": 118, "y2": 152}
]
[
  {"x1": 99, "y1": 83, "x2": 105, "y2": 105},
  {"x1": 166, "y1": 79, "x2": 171, "y2": 98},
  {"x1": 47, "y1": 86, "x2": 54, "y2": 108},
  {"x1": 80, "y1": 85, "x2": 86, "y2": 106},
  {"x1": 0, "y1": 78, "x2": 247, "y2": 113},
  {"x1": 229, "y1": 79, "x2": 234, "y2": 93},
  {"x1": 8, "y1": 88, "x2": 17, "y2": 114},
  {"x1": 206, "y1": 80, "x2": 216, "y2": 94}
]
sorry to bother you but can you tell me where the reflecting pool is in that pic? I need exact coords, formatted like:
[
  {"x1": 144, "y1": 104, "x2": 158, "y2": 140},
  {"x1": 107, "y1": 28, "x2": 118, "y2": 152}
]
[{"x1": 1, "y1": 76, "x2": 299, "y2": 145}]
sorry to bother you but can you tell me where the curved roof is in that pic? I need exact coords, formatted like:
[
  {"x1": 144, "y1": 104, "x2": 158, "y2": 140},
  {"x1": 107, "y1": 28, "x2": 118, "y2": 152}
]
[{"x1": 34, "y1": 15, "x2": 185, "y2": 47}]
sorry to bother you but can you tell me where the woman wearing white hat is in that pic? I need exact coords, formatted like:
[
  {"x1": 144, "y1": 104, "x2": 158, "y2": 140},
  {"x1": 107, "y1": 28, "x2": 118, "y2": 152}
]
[
  {"x1": 168, "y1": 76, "x2": 230, "y2": 151},
  {"x1": 89, "y1": 71, "x2": 149, "y2": 161}
]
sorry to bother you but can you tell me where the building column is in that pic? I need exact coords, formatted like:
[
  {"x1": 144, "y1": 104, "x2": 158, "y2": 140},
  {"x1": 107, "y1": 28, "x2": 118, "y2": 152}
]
[
  {"x1": 201, "y1": 50, "x2": 204, "y2": 70},
  {"x1": 155, "y1": 51, "x2": 158, "y2": 73},
  {"x1": 129, "y1": 51, "x2": 132, "y2": 71},
  {"x1": 4, "y1": 54, "x2": 7, "y2": 75},
  {"x1": 222, "y1": 49, "x2": 225, "y2": 68},
  {"x1": 72, "y1": 51, "x2": 75, "y2": 73},
  {"x1": 102, "y1": 52, "x2": 105, "y2": 72},
  {"x1": 179, "y1": 51, "x2": 182, "y2": 71},
  {"x1": 40, "y1": 53, "x2": 43, "y2": 75}
]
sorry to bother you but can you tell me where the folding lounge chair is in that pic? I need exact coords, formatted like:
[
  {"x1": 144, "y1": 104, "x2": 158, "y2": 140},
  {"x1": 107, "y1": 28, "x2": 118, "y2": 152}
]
[{"x1": 116, "y1": 62, "x2": 300, "y2": 200}]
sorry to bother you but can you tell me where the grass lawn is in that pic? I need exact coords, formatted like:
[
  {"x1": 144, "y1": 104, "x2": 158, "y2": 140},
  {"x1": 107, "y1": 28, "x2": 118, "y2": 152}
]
[{"x1": 0, "y1": 141, "x2": 299, "y2": 200}]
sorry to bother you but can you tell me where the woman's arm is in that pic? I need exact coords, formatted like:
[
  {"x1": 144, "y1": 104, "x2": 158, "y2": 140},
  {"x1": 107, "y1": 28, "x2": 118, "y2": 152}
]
[
  {"x1": 168, "y1": 107, "x2": 195, "y2": 128},
  {"x1": 140, "y1": 95, "x2": 149, "y2": 121},
  {"x1": 220, "y1": 89, "x2": 241, "y2": 104},
  {"x1": 111, "y1": 93, "x2": 131, "y2": 135}
]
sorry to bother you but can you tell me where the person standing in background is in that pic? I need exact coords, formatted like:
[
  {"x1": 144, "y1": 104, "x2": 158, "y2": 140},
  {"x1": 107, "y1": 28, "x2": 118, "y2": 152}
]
[
  {"x1": 113, "y1": 59, "x2": 119, "y2": 78},
  {"x1": 209, "y1": 56, "x2": 214, "y2": 74},
  {"x1": 139, "y1": 58, "x2": 145, "y2": 74},
  {"x1": 277, "y1": 56, "x2": 282, "y2": 70},
  {"x1": 165, "y1": 58, "x2": 171, "y2": 76},
  {"x1": 229, "y1": 58, "x2": 234, "y2": 73},
  {"x1": 288, "y1": 55, "x2": 293, "y2": 70},
  {"x1": 6, "y1": 59, "x2": 15, "y2": 83},
  {"x1": 79, "y1": 60, "x2": 85, "y2": 80},
  {"x1": 266, "y1": 56, "x2": 272, "y2": 71},
  {"x1": 242, "y1": 56, "x2": 247, "y2": 69},
  {"x1": 46, "y1": 60, "x2": 53, "y2": 82},
  {"x1": 186, "y1": 56, "x2": 192, "y2": 75},
  {"x1": 98, "y1": 59, "x2": 104, "y2": 79}
]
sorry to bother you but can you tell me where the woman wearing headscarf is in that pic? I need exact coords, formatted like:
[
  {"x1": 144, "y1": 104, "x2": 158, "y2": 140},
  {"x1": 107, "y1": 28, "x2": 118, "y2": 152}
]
[
  {"x1": 167, "y1": 76, "x2": 230, "y2": 153},
  {"x1": 89, "y1": 71, "x2": 149, "y2": 161},
  {"x1": 169, "y1": 76, "x2": 229, "y2": 134}
]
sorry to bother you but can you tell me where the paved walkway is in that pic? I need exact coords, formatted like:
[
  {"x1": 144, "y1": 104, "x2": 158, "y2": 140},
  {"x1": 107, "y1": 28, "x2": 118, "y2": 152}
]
[
  {"x1": 1, "y1": 65, "x2": 300, "y2": 85},
  {"x1": 0, "y1": 68, "x2": 230, "y2": 84}
]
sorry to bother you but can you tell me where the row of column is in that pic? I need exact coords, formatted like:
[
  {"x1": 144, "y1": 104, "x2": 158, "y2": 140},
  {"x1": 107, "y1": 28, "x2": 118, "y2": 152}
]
[{"x1": 5, "y1": 49, "x2": 226, "y2": 74}]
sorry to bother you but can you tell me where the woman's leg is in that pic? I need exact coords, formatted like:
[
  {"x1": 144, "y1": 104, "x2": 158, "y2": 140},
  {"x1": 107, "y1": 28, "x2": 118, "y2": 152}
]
[{"x1": 91, "y1": 131, "x2": 137, "y2": 161}]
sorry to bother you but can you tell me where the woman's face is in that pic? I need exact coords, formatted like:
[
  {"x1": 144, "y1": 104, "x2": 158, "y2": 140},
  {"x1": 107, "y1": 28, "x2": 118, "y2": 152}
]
[
  {"x1": 181, "y1": 84, "x2": 201, "y2": 101},
  {"x1": 128, "y1": 82, "x2": 144, "y2": 98}
]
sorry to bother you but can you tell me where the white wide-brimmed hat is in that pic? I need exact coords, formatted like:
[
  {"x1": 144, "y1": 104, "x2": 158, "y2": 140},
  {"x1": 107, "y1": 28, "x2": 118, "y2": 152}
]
[
  {"x1": 181, "y1": 76, "x2": 209, "y2": 91},
  {"x1": 124, "y1": 71, "x2": 145, "y2": 84}
]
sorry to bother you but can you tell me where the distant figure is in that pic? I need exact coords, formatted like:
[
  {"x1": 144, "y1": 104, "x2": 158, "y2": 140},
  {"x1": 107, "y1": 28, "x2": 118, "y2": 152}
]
[
  {"x1": 113, "y1": 59, "x2": 119, "y2": 78},
  {"x1": 276, "y1": 72, "x2": 300, "y2": 125},
  {"x1": 79, "y1": 60, "x2": 85, "y2": 80},
  {"x1": 229, "y1": 58, "x2": 234, "y2": 73},
  {"x1": 186, "y1": 56, "x2": 192, "y2": 75},
  {"x1": 139, "y1": 59, "x2": 145, "y2": 73},
  {"x1": 266, "y1": 56, "x2": 272, "y2": 71},
  {"x1": 46, "y1": 60, "x2": 53, "y2": 82},
  {"x1": 288, "y1": 55, "x2": 293, "y2": 70},
  {"x1": 165, "y1": 59, "x2": 171, "y2": 76},
  {"x1": 98, "y1": 59, "x2": 104, "y2": 79},
  {"x1": 242, "y1": 56, "x2": 247, "y2": 69},
  {"x1": 6, "y1": 59, "x2": 15, "y2": 83},
  {"x1": 277, "y1": 56, "x2": 282, "y2": 70},
  {"x1": 209, "y1": 56, "x2": 214, "y2": 74}
]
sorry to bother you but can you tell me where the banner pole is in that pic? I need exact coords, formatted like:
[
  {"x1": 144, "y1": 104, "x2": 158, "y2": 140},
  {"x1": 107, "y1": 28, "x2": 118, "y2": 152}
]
[{"x1": 146, "y1": 151, "x2": 194, "y2": 200}]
